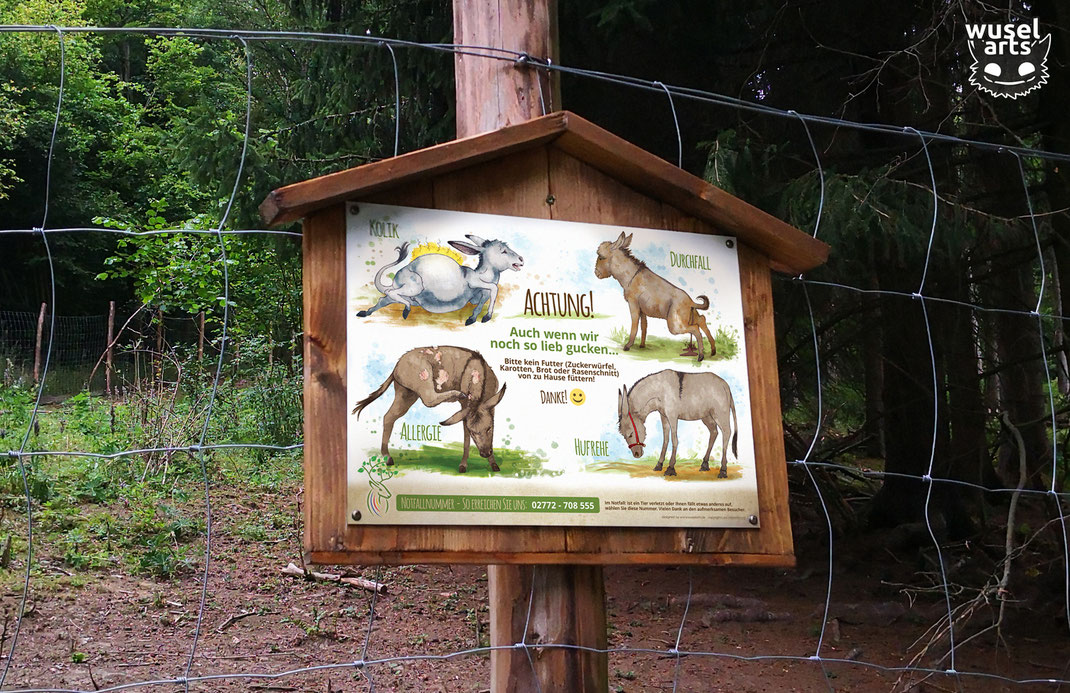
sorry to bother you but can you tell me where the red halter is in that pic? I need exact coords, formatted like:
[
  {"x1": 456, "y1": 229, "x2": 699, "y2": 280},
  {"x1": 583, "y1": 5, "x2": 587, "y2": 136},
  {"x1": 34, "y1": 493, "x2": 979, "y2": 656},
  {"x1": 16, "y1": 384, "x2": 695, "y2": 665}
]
[{"x1": 627, "y1": 411, "x2": 643, "y2": 449}]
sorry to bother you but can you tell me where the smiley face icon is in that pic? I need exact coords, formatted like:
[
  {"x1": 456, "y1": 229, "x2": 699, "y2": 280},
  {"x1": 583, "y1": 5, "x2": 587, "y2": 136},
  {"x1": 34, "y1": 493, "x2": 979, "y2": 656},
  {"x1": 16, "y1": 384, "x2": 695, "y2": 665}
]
[{"x1": 569, "y1": 388, "x2": 586, "y2": 406}]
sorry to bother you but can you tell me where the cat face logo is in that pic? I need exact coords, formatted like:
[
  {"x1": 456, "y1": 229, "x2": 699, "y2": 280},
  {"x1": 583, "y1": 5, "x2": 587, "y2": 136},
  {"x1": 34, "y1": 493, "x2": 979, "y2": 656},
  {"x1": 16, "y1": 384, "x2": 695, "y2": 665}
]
[{"x1": 967, "y1": 20, "x2": 1050, "y2": 99}]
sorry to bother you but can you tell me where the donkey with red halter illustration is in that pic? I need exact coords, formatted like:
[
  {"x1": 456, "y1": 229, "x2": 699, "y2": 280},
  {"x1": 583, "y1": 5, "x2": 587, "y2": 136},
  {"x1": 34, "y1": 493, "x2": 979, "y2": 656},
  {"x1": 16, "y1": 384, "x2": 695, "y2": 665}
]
[
  {"x1": 595, "y1": 231, "x2": 717, "y2": 361},
  {"x1": 617, "y1": 369, "x2": 737, "y2": 477}
]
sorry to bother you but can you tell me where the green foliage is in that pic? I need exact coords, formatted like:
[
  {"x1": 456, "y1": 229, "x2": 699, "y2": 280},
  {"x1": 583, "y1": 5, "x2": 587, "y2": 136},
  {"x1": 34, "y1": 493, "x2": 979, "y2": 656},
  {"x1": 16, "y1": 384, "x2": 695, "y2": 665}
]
[
  {"x1": 356, "y1": 454, "x2": 395, "y2": 478},
  {"x1": 0, "y1": 456, "x2": 55, "y2": 506},
  {"x1": 0, "y1": 363, "x2": 301, "y2": 580},
  {"x1": 387, "y1": 443, "x2": 557, "y2": 479},
  {"x1": 607, "y1": 325, "x2": 738, "y2": 363},
  {"x1": 0, "y1": 0, "x2": 143, "y2": 223},
  {"x1": 283, "y1": 606, "x2": 338, "y2": 640},
  {"x1": 713, "y1": 325, "x2": 739, "y2": 361},
  {"x1": 0, "y1": 385, "x2": 32, "y2": 449},
  {"x1": 703, "y1": 129, "x2": 964, "y2": 276}
]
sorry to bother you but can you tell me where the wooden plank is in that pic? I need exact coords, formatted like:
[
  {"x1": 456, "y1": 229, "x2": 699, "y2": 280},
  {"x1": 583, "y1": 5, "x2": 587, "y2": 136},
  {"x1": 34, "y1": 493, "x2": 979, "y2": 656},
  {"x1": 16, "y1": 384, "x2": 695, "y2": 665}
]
[
  {"x1": 552, "y1": 115, "x2": 828, "y2": 274},
  {"x1": 309, "y1": 550, "x2": 794, "y2": 567},
  {"x1": 546, "y1": 147, "x2": 663, "y2": 227},
  {"x1": 454, "y1": 0, "x2": 559, "y2": 139},
  {"x1": 433, "y1": 147, "x2": 552, "y2": 215},
  {"x1": 106, "y1": 300, "x2": 115, "y2": 396},
  {"x1": 260, "y1": 112, "x2": 567, "y2": 226},
  {"x1": 360, "y1": 178, "x2": 434, "y2": 208},
  {"x1": 260, "y1": 110, "x2": 826, "y2": 274},
  {"x1": 33, "y1": 302, "x2": 45, "y2": 383},
  {"x1": 303, "y1": 204, "x2": 349, "y2": 556}
]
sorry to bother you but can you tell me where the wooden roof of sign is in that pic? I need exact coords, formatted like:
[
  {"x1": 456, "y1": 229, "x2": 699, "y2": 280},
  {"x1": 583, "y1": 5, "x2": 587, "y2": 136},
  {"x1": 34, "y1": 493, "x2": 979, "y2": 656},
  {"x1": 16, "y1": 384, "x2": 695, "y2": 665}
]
[{"x1": 260, "y1": 110, "x2": 828, "y2": 275}]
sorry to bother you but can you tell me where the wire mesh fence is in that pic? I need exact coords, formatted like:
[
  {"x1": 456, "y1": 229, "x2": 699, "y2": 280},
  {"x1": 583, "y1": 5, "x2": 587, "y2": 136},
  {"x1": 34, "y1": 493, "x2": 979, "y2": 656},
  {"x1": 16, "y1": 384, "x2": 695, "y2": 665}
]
[
  {"x1": 0, "y1": 20, "x2": 1067, "y2": 693},
  {"x1": 0, "y1": 311, "x2": 108, "y2": 395},
  {"x1": 0, "y1": 309, "x2": 231, "y2": 397}
]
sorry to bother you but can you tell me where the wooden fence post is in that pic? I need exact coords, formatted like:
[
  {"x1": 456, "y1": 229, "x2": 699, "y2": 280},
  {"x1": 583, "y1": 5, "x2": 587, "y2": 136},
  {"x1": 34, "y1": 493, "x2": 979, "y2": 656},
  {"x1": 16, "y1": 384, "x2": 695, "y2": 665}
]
[
  {"x1": 453, "y1": 2, "x2": 606, "y2": 691},
  {"x1": 33, "y1": 302, "x2": 46, "y2": 383},
  {"x1": 106, "y1": 300, "x2": 115, "y2": 396},
  {"x1": 197, "y1": 311, "x2": 205, "y2": 362},
  {"x1": 454, "y1": 0, "x2": 559, "y2": 138},
  {"x1": 490, "y1": 565, "x2": 607, "y2": 692}
]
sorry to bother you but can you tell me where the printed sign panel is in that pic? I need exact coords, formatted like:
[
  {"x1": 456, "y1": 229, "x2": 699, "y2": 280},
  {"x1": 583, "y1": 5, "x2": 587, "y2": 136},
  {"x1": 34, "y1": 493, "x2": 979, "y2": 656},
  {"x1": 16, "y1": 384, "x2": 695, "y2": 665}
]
[{"x1": 346, "y1": 203, "x2": 760, "y2": 528}]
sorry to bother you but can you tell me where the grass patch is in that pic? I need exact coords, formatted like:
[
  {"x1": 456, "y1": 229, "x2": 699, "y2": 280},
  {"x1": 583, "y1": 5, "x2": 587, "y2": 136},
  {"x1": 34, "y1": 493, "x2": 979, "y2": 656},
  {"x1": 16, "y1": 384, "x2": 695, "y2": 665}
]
[
  {"x1": 385, "y1": 442, "x2": 559, "y2": 479},
  {"x1": 609, "y1": 324, "x2": 739, "y2": 363},
  {"x1": 0, "y1": 383, "x2": 302, "y2": 583},
  {"x1": 586, "y1": 457, "x2": 743, "y2": 481}
]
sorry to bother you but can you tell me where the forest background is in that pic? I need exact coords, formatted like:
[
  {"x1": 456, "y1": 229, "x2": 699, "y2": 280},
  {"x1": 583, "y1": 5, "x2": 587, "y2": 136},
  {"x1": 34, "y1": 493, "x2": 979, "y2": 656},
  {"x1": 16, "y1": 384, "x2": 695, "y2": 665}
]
[{"x1": 1, "y1": 0, "x2": 1070, "y2": 672}]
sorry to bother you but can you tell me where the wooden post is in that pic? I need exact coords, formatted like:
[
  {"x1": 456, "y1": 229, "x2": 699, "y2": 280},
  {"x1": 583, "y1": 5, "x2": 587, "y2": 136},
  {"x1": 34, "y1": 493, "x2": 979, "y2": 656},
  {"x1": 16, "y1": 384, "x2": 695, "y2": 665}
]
[
  {"x1": 106, "y1": 300, "x2": 115, "y2": 396},
  {"x1": 453, "y1": 2, "x2": 606, "y2": 691},
  {"x1": 197, "y1": 311, "x2": 205, "y2": 362},
  {"x1": 454, "y1": 0, "x2": 560, "y2": 139},
  {"x1": 491, "y1": 565, "x2": 608, "y2": 692},
  {"x1": 33, "y1": 302, "x2": 46, "y2": 383}
]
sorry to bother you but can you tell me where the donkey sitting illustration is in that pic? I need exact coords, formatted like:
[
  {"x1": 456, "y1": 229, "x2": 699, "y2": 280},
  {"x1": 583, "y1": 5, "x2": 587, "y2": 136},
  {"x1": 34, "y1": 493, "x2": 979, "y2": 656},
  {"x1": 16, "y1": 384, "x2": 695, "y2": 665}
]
[
  {"x1": 595, "y1": 232, "x2": 716, "y2": 361},
  {"x1": 353, "y1": 346, "x2": 507, "y2": 473},
  {"x1": 356, "y1": 235, "x2": 524, "y2": 325},
  {"x1": 617, "y1": 370, "x2": 737, "y2": 477}
]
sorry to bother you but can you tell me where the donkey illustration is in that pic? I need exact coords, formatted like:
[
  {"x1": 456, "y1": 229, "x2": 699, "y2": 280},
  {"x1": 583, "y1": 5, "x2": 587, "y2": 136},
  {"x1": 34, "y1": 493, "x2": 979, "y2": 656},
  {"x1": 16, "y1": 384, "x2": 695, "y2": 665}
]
[
  {"x1": 352, "y1": 346, "x2": 507, "y2": 473},
  {"x1": 617, "y1": 370, "x2": 737, "y2": 477},
  {"x1": 595, "y1": 232, "x2": 717, "y2": 361},
  {"x1": 356, "y1": 235, "x2": 524, "y2": 325}
]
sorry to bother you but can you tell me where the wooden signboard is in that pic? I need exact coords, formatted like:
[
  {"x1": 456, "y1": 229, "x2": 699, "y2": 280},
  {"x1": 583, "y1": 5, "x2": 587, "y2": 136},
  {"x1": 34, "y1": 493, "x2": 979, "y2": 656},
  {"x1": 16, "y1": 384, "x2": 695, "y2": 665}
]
[
  {"x1": 263, "y1": 111, "x2": 828, "y2": 567},
  {"x1": 346, "y1": 203, "x2": 759, "y2": 529}
]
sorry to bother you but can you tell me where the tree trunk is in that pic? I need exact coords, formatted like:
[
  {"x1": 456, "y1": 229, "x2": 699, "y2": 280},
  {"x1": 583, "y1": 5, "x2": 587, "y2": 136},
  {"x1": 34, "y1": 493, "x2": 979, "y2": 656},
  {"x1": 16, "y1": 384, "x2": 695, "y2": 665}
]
[
  {"x1": 868, "y1": 270, "x2": 941, "y2": 529},
  {"x1": 971, "y1": 144, "x2": 1051, "y2": 488},
  {"x1": 933, "y1": 278, "x2": 990, "y2": 525},
  {"x1": 862, "y1": 281, "x2": 885, "y2": 459},
  {"x1": 990, "y1": 256, "x2": 1049, "y2": 487}
]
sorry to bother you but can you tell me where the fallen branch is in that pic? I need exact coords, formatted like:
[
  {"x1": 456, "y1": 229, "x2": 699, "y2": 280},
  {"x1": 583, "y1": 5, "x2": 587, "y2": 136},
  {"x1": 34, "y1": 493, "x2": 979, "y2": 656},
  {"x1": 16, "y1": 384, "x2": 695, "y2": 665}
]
[
  {"x1": 87, "y1": 661, "x2": 100, "y2": 691},
  {"x1": 281, "y1": 562, "x2": 387, "y2": 594},
  {"x1": 216, "y1": 610, "x2": 256, "y2": 633}
]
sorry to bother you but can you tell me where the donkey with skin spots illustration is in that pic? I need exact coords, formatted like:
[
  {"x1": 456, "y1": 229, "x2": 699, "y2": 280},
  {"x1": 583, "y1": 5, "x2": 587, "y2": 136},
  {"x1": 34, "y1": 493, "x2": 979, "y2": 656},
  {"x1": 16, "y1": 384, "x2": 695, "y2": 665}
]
[
  {"x1": 353, "y1": 346, "x2": 506, "y2": 473},
  {"x1": 618, "y1": 370, "x2": 737, "y2": 477},
  {"x1": 595, "y1": 232, "x2": 717, "y2": 361},
  {"x1": 356, "y1": 235, "x2": 524, "y2": 325}
]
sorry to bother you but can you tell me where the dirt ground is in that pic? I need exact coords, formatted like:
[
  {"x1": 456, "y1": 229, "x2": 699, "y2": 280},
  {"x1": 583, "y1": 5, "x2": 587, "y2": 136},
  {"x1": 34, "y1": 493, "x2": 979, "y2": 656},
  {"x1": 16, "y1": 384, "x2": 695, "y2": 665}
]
[{"x1": 2, "y1": 480, "x2": 1069, "y2": 692}]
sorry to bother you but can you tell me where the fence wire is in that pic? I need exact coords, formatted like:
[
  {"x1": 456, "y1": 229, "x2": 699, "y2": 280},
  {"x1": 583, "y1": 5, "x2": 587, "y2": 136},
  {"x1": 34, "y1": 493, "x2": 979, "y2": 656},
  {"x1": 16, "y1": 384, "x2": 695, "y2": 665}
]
[
  {"x1": 0, "y1": 22, "x2": 1066, "y2": 693},
  {"x1": 0, "y1": 312, "x2": 105, "y2": 382}
]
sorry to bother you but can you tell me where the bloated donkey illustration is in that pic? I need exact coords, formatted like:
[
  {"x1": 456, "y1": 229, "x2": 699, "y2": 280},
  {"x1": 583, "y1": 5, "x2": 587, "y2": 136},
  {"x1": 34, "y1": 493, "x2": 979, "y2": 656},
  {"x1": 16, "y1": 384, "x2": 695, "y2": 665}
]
[
  {"x1": 617, "y1": 369, "x2": 737, "y2": 477},
  {"x1": 356, "y1": 235, "x2": 524, "y2": 325},
  {"x1": 353, "y1": 346, "x2": 507, "y2": 473}
]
